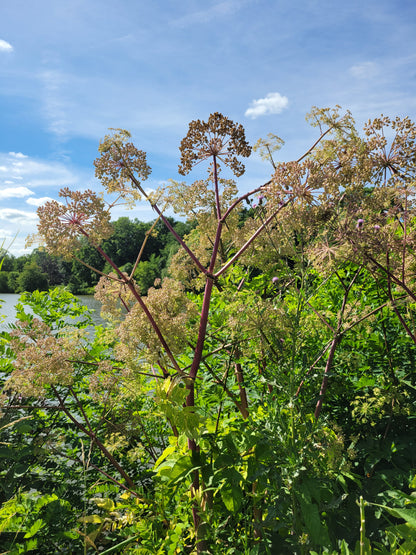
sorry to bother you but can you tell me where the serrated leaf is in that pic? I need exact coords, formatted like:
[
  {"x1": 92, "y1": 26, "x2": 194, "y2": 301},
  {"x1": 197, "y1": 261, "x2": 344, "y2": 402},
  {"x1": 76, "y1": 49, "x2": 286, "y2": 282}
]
[{"x1": 376, "y1": 504, "x2": 416, "y2": 529}]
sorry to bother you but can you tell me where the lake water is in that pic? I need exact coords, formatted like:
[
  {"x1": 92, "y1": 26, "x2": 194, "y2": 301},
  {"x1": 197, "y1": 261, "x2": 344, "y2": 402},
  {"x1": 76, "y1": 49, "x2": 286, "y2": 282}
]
[{"x1": 0, "y1": 293, "x2": 104, "y2": 331}]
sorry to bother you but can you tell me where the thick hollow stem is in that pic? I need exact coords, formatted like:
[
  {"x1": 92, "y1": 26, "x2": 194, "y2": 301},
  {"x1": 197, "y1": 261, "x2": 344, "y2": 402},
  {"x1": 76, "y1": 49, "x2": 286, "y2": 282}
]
[
  {"x1": 235, "y1": 361, "x2": 249, "y2": 419},
  {"x1": 314, "y1": 336, "x2": 339, "y2": 420},
  {"x1": 213, "y1": 155, "x2": 222, "y2": 221}
]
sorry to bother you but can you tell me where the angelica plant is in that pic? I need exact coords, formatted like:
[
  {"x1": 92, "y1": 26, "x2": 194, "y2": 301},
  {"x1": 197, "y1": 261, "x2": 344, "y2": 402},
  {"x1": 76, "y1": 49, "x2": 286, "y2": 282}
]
[{"x1": 10, "y1": 107, "x2": 409, "y2": 552}]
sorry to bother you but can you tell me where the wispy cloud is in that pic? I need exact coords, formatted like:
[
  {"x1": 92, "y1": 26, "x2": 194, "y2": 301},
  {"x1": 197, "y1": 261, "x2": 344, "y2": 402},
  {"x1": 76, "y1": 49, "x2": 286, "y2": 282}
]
[
  {"x1": 9, "y1": 152, "x2": 28, "y2": 159},
  {"x1": 171, "y1": 1, "x2": 241, "y2": 27},
  {"x1": 245, "y1": 92, "x2": 289, "y2": 119},
  {"x1": 349, "y1": 61, "x2": 379, "y2": 79},
  {"x1": 0, "y1": 187, "x2": 34, "y2": 199},
  {"x1": 39, "y1": 69, "x2": 70, "y2": 139},
  {"x1": 0, "y1": 208, "x2": 38, "y2": 224},
  {"x1": 0, "y1": 39, "x2": 13, "y2": 52},
  {"x1": 0, "y1": 152, "x2": 80, "y2": 188}
]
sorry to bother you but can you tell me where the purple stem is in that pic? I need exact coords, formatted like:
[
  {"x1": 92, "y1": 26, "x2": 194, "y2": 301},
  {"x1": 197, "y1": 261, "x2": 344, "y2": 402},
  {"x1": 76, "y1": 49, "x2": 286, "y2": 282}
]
[
  {"x1": 215, "y1": 200, "x2": 290, "y2": 278},
  {"x1": 127, "y1": 171, "x2": 208, "y2": 275},
  {"x1": 51, "y1": 386, "x2": 136, "y2": 489},
  {"x1": 87, "y1": 234, "x2": 181, "y2": 374}
]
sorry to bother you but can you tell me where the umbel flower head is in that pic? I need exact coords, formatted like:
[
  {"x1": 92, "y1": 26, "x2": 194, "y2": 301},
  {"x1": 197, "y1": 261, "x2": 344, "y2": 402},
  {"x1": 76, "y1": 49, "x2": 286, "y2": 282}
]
[
  {"x1": 35, "y1": 188, "x2": 113, "y2": 258},
  {"x1": 94, "y1": 128, "x2": 151, "y2": 203},
  {"x1": 7, "y1": 319, "x2": 83, "y2": 397},
  {"x1": 178, "y1": 112, "x2": 252, "y2": 177}
]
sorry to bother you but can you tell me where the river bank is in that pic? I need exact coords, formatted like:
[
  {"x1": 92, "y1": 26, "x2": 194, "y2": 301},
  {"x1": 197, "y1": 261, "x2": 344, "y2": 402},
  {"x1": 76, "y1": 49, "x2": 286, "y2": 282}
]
[{"x1": 0, "y1": 293, "x2": 104, "y2": 331}]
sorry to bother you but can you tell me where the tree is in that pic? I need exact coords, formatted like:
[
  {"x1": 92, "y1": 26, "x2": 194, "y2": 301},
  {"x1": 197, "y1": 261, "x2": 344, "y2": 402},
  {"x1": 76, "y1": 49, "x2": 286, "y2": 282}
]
[
  {"x1": 17, "y1": 262, "x2": 49, "y2": 292},
  {"x1": 33, "y1": 249, "x2": 70, "y2": 286},
  {"x1": 7, "y1": 271, "x2": 20, "y2": 293},
  {"x1": 133, "y1": 253, "x2": 162, "y2": 294},
  {"x1": 0, "y1": 250, "x2": 16, "y2": 272},
  {"x1": 0, "y1": 272, "x2": 11, "y2": 293}
]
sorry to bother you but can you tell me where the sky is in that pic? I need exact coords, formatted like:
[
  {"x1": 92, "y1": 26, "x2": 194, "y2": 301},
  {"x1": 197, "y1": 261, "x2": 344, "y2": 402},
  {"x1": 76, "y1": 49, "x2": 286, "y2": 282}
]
[{"x1": 1, "y1": 0, "x2": 415, "y2": 256}]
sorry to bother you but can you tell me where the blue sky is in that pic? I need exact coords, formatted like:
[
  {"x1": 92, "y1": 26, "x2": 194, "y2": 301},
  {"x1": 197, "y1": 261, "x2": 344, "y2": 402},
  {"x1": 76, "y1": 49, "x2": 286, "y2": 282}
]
[{"x1": 1, "y1": 0, "x2": 415, "y2": 255}]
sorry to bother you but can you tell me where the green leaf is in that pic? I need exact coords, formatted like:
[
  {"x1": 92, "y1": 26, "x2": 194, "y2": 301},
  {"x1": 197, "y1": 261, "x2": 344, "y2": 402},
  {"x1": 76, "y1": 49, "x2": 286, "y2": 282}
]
[
  {"x1": 299, "y1": 497, "x2": 330, "y2": 546},
  {"x1": 220, "y1": 482, "x2": 243, "y2": 512},
  {"x1": 24, "y1": 518, "x2": 46, "y2": 538},
  {"x1": 170, "y1": 455, "x2": 196, "y2": 483},
  {"x1": 14, "y1": 462, "x2": 30, "y2": 477},
  {"x1": 373, "y1": 504, "x2": 416, "y2": 529},
  {"x1": 154, "y1": 444, "x2": 177, "y2": 469},
  {"x1": 92, "y1": 497, "x2": 115, "y2": 512},
  {"x1": 79, "y1": 514, "x2": 103, "y2": 524}
]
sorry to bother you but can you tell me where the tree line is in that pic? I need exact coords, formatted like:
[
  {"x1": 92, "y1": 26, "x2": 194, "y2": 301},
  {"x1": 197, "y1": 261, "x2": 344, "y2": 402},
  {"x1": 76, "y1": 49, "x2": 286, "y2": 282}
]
[{"x1": 0, "y1": 216, "x2": 193, "y2": 295}]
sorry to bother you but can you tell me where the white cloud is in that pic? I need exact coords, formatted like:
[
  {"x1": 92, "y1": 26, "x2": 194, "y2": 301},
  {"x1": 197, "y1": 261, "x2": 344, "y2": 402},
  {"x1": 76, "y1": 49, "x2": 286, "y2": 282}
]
[
  {"x1": 349, "y1": 61, "x2": 379, "y2": 79},
  {"x1": 9, "y1": 152, "x2": 28, "y2": 159},
  {"x1": 0, "y1": 152, "x2": 80, "y2": 188},
  {"x1": 0, "y1": 208, "x2": 38, "y2": 224},
  {"x1": 26, "y1": 196, "x2": 55, "y2": 207},
  {"x1": 0, "y1": 39, "x2": 13, "y2": 52},
  {"x1": 0, "y1": 151, "x2": 90, "y2": 255},
  {"x1": 245, "y1": 92, "x2": 289, "y2": 119},
  {"x1": 39, "y1": 69, "x2": 70, "y2": 138},
  {"x1": 0, "y1": 187, "x2": 34, "y2": 199}
]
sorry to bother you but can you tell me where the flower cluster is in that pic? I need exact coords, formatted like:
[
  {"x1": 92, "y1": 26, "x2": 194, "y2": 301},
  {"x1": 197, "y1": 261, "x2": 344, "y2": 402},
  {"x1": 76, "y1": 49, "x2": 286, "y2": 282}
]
[
  {"x1": 178, "y1": 112, "x2": 251, "y2": 177},
  {"x1": 0, "y1": 393, "x2": 9, "y2": 418},
  {"x1": 89, "y1": 360, "x2": 121, "y2": 404},
  {"x1": 266, "y1": 160, "x2": 320, "y2": 209},
  {"x1": 116, "y1": 278, "x2": 197, "y2": 367},
  {"x1": 364, "y1": 115, "x2": 416, "y2": 184},
  {"x1": 94, "y1": 128, "x2": 151, "y2": 204},
  {"x1": 35, "y1": 188, "x2": 113, "y2": 259},
  {"x1": 7, "y1": 319, "x2": 83, "y2": 397},
  {"x1": 165, "y1": 176, "x2": 238, "y2": 221},
  {"x1": 95, "y1": 272, "x2": 140, "y2": 323}
]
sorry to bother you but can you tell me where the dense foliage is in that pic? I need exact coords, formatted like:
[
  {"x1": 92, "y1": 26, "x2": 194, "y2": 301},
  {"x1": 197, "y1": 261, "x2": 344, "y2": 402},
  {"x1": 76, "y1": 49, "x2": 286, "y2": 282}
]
[{"x1": 1, "y1": 108, "x2": 416, "y2": 554}]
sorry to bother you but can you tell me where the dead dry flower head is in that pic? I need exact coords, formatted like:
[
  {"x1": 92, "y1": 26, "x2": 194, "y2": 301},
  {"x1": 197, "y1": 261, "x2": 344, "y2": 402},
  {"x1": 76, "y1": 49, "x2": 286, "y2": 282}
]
[
  {"x1": 178, "y1": 112, "x2": 251, "y2": 177},
  {"x1": 94, "y1": 128, "x2": 151, "y2": 203},
  {"x1": 36, "y1": 188, "x2": 113, "y2": 258}
]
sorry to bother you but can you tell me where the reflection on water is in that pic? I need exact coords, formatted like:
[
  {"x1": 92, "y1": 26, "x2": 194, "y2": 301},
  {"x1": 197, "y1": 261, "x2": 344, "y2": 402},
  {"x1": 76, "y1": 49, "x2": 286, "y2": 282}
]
[{"x1": 0, "y1": 293, "x2": 105, "y2": 331}]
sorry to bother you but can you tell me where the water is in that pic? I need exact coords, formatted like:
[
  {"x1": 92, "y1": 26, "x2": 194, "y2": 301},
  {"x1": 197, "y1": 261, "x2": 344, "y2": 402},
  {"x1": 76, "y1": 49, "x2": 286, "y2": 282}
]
[{"x1": 0, "y1": 293, "x2": 105, "y2": 331}]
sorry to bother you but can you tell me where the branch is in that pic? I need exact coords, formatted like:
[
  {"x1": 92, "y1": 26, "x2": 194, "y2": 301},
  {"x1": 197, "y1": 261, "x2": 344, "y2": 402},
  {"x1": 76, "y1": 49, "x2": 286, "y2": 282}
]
[
  {"x1": 90, "y1": 238, "x2": 182, "y2": 373},
  {"x1": 127, "y1": 171, "x2": 208, "y2": 275},
  {"x1": 314, "y1": 266, "x2": 362, "y2": 419},
  {"x1": 214, "y1": 200, "x2": 291, "y2": 278},
  {"x1": 51, "y1": 385, "x2": 136, "y2": 490}
]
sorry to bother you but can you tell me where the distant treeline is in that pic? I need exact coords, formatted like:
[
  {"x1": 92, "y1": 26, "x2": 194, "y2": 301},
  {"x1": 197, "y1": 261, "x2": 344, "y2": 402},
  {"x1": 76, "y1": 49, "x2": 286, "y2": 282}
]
[{"x1": 0, "y1": 217, "x2": 193, "y2": 295}]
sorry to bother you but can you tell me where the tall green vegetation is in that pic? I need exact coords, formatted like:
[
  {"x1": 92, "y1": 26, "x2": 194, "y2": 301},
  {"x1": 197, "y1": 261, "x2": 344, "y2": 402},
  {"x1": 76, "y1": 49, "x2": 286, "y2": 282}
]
[{"x1": 1, "y1": 108, "x2": 416, "y2": 553}]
